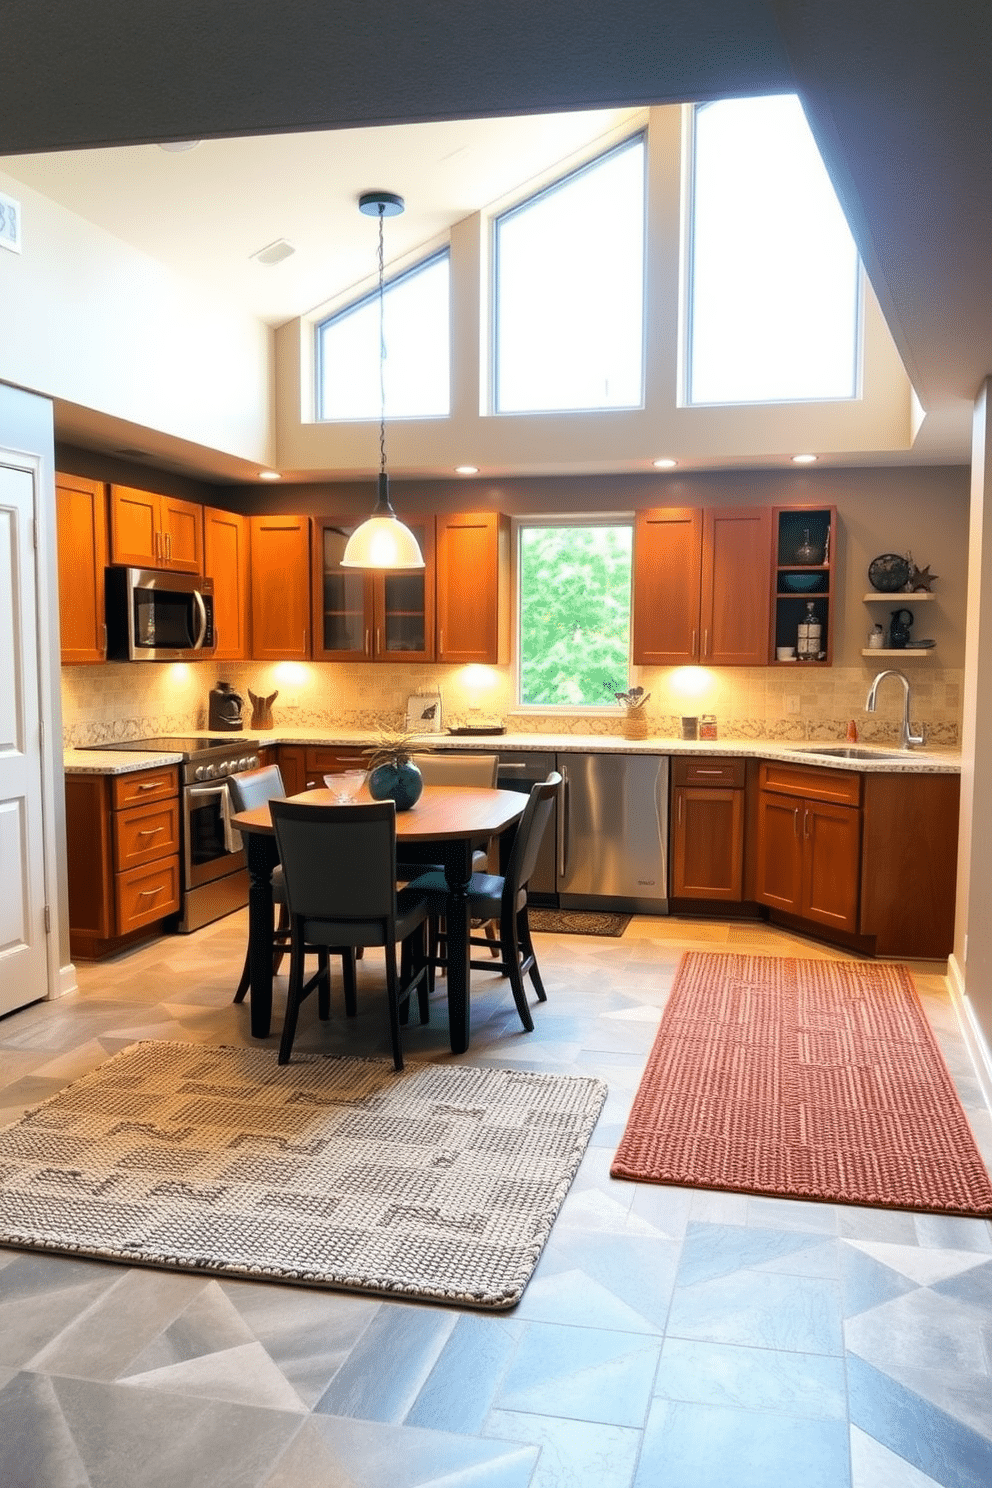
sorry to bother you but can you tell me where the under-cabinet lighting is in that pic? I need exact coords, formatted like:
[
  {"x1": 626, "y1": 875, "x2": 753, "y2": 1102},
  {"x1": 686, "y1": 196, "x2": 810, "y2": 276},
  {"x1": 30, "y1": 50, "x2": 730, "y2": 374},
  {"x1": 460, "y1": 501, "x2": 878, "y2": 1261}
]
[
  {"x1": 455, "y1": 465, "x2": 479, "y2": 475},
  {"x1": 792, "y1": 453, "x2": 818, "y2": 464},
  {"x1": 258, "y1": 470, "x2": 281, "y2": 480},
  {"x1": 653, "y1": 458, "x2": 677, "y2": 469}
]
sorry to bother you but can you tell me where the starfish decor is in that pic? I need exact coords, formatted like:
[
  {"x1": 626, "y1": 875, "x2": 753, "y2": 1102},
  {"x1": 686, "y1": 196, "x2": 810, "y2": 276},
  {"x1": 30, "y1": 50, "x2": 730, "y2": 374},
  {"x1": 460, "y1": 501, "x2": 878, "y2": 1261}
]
[{"x1": 908, "y1": 562, "x2": 938, "y2": 592}]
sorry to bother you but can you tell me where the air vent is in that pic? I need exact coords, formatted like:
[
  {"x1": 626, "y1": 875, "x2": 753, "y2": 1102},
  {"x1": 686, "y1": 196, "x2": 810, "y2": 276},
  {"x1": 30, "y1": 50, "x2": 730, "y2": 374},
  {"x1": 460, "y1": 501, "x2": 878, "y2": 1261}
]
[{"x1": 251, "y1": 239, "x2": 295, "y2": 266}]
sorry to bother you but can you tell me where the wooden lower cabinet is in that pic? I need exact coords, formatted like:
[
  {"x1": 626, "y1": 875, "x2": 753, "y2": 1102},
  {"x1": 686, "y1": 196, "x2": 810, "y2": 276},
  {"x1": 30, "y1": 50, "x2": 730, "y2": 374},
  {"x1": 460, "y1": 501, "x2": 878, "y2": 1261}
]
[
  {"x1": 670, "y1": 757, "x2": 745, "y2": 901},
  {"x1": 66, "y1": 766, "x2": 181, "y2": 958},
  {"x1": 275, "y1": 746, "x2": 308, "y2": 796},
  {"x1": 752, "y1": 759, "x2": 959, "y2": 955},
  {"x1": 276, "y1": 744, "x2": 373, "y2": 794},
  {"x1": 755, "y1": 762, "x2": 862, "y2": 933}
]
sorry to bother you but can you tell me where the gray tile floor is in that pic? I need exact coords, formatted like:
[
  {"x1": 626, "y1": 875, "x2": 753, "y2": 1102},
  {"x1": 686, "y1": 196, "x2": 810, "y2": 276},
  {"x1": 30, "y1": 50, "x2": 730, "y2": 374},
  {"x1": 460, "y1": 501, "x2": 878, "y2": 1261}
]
[{"x1": 1, "y1": 911, "x2": 990, "y2": 1487}]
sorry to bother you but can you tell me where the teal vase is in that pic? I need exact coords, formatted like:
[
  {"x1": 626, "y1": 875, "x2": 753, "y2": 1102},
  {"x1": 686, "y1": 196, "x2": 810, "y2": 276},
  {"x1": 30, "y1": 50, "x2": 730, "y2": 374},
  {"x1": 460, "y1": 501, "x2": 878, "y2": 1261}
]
[{"x1": 367, "y1": 759, "x2": 423, "y2": 811}]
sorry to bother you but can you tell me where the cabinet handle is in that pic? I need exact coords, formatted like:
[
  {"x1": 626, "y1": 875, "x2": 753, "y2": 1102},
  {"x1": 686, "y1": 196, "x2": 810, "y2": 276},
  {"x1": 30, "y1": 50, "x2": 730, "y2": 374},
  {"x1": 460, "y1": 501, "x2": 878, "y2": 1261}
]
[
  {"x1": 365, "y1": 629, "x2": 371, "y2": 655},
  {"x1": 793, "y1": 807, "x2": 800, "y2": 837},
  {"x1": 137, "y1": 782, "x2": 160, "y2": 791},
  {"x1": 138, "y1": 885, "x2": 163, "y2": 899},
  {"x1": 703, "y1": 628, "x2": 709, "y2": 656},
  {"x1": 166, "y1": 532, "x2": 172, "y2": 561},
  {"x1": 804, "y1": 808, "x2": 810, "y2": 839},
  {"x1": 137, "y1": 826, "x2": 164, "y2": 837},
  {"x1": 694, "y1": 769, "x2": 723, "y2": 775},
  {"x1": 101, "y1": 622, "x2": 107, "y2": 657},
  {"x1": 376, "y1": 627, "x2": 382, "y2": 653},
  {"x1": 439, "y1": 628, "x2": 444, "y2": 656},
  {"x1": 677, "y1": 794, "x2": 683, "y2": 825},
  {"x1": 691, "y1": 629, "x2": 696, "y2": 655}
]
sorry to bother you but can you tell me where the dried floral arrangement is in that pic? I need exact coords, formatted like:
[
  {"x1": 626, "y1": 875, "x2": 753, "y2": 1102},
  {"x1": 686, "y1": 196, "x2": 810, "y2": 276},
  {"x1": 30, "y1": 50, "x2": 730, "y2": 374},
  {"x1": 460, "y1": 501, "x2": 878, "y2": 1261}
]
[{"x1": 614, "y1": 685, "x2": 651, "y2": 710}]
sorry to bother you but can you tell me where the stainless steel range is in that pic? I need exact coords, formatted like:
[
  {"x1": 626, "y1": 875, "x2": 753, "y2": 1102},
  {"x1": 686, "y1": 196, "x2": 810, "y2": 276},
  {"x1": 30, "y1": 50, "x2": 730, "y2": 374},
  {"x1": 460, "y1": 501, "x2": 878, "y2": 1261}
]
[{"x1": 87, "y1": 735, "x2": 261, "y2": 932}]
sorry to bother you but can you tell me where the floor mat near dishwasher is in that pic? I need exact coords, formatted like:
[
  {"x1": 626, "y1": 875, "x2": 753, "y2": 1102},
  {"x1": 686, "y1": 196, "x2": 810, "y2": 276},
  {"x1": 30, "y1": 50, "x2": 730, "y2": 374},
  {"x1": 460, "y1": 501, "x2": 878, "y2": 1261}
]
[{"x1": 528, "y1": 909, "x2": 631, "y2": 937}]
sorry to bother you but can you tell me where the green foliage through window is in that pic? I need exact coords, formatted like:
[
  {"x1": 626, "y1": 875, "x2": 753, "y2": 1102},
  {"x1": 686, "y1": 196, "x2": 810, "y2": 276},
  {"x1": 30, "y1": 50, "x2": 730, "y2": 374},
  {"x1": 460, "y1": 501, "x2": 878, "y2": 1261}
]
[{"x1": 518, "y1": 524, "x2": 632, "y2": 706}]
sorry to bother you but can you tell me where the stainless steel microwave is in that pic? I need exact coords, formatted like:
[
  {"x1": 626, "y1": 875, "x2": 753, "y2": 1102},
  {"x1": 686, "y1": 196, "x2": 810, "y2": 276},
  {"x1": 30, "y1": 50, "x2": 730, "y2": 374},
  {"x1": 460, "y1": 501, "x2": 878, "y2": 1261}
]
[{"x1": 105, "y1": 567, "x2": 216, "y2": 661}]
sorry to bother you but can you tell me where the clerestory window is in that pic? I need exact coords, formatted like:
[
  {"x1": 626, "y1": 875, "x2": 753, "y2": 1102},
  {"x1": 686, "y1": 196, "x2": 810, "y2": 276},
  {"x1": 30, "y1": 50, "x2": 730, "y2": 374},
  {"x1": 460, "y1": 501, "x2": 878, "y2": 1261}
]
[
  {"x1": 687, "y1": 95, "x2": 861, "y2": 406},
  {"x1": 316, "y1": 249, "x2": 450, "y2": 421},
  {"x1": 494, "y1": 135, "x2": 646, "y2": 415}
]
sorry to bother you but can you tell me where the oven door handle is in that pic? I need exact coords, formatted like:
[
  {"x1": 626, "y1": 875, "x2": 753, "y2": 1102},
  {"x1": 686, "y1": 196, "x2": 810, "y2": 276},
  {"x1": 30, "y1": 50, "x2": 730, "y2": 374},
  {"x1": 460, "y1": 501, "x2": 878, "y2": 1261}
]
[
  {"x1": 191, "y1": 589, "x2": 208, "y2": 650},
  {"x1": 187, "y1": 782, "x2": 230, "y2": 806}
]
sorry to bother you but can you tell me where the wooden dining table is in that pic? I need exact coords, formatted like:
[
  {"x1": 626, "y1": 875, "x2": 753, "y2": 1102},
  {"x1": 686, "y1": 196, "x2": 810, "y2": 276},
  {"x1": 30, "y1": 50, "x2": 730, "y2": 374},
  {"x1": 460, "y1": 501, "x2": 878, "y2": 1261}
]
[{"x1": 230, "y1": 783, "x2": 527, "y2": 1053}]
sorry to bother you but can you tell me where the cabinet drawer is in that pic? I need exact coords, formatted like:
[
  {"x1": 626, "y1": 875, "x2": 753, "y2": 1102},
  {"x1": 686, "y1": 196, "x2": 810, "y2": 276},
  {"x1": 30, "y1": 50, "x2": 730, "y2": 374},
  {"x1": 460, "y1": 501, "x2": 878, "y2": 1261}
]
[
  {"x1": 305, "y1": 747, "x2": 369, "y2": 773},
  {"x1": 112, "y1": 767, "x2": 179, "y2": 810},
  {"x1": 116, "y1": 857, "x2": 180, "y2": 931},
  {"x1": 759, "y1": 760, "x2": 861, "y2": 807},
  {"x1": 114, "y1": 798, "x2": 180, "y2": 872},
  {"x1": 672, "y1": 756, "x2": 745, "y2": 788}
]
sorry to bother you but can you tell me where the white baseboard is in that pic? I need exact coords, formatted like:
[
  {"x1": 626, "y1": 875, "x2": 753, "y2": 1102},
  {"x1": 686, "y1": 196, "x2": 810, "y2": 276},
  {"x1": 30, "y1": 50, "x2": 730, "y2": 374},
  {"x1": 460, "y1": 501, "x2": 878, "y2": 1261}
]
[
  {"x1": 947, "y1": 952, "x2": 992, "y2": 1115},
  {"x1": 54, "y1": 961, "x2": 77, "y2": 998}
]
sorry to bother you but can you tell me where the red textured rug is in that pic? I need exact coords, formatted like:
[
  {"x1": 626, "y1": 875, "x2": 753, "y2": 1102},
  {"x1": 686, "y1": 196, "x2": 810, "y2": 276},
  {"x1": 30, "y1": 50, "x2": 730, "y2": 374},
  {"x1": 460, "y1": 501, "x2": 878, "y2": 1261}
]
[{"x1": 611, "y1": 952, "x2": 992, "y2": 1216}]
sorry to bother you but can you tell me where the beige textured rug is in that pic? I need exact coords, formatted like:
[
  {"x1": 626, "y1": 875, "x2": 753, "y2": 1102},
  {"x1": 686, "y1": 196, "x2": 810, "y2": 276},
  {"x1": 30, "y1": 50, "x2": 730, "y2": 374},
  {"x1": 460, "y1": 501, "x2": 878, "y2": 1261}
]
[{"x1": 0, "y1": 1043, "x2": 606, "y2": 1310}]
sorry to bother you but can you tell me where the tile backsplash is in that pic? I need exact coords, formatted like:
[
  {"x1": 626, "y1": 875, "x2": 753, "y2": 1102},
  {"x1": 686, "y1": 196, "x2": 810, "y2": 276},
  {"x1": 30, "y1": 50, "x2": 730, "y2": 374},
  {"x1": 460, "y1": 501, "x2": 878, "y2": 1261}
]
[{"x1": 61, "y1": 659, "x2": 961, "y2": 749}]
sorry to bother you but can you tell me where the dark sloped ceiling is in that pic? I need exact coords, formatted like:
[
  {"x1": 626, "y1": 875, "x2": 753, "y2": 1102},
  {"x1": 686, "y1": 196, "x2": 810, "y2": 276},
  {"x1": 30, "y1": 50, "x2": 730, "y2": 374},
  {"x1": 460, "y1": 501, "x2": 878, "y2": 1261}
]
[{"x1": 3, "y1": 0, "x2": 990, "y2": 440}]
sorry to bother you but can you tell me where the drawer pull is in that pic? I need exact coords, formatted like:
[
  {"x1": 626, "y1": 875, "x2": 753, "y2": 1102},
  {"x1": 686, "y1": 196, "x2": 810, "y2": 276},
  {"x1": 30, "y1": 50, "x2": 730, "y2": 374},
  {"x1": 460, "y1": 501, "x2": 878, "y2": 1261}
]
[
  {"x1": 694, "y1": 769, "x2": 724, "y2": 775},
  {"x1": 137, "y1": 782, "x2": 160, "y2": 791},
  {"x1": 138, "y1": 886, "x2": 163, "y2": 899},
  {"x1": 136, "y1": 826, "x2": 164, "y2": 837}
]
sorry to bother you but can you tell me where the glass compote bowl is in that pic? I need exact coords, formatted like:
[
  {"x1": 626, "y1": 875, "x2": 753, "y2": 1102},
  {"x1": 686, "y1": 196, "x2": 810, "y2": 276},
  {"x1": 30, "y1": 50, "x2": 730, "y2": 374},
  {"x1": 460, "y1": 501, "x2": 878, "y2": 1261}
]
[{"x1": 324, "y1": 770, "x2": 366, "y2": 802}]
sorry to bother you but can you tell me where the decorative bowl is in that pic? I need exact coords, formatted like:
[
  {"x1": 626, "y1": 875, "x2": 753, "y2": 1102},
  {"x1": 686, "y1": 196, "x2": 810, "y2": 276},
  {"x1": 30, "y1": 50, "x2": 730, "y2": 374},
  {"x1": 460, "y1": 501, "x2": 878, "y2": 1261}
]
[
  {"x1": 781, "y1": 573, "x2": 821, "y2": 592},
  {"x1": 868, "y1": 553, "x2": 910, "y2": 592},
  {"x1": 323, "y1": 770, "x2": 366, "y2": 802}
]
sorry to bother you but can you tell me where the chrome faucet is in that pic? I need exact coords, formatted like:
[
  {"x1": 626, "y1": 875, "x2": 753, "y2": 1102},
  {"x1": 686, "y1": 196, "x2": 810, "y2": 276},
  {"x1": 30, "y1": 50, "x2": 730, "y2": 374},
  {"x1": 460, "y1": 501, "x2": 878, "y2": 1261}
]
[{"x1": 865, "y1": 669, "x2": 925, "y2": 749}]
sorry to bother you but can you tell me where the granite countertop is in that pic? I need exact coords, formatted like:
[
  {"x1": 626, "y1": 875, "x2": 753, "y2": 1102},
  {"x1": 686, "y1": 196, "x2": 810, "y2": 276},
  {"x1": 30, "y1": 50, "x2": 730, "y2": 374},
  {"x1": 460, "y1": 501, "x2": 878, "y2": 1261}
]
[{"x1": 64, "y1": 730, "x2": 962, "y2": 776}]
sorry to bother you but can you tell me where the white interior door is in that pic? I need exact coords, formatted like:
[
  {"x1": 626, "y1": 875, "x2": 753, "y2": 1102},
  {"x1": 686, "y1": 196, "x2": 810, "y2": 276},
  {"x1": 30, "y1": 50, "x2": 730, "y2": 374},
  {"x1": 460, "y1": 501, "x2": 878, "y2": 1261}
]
[{"x1": 0, "y1": 461, "x2": 48, "y2": 1015}]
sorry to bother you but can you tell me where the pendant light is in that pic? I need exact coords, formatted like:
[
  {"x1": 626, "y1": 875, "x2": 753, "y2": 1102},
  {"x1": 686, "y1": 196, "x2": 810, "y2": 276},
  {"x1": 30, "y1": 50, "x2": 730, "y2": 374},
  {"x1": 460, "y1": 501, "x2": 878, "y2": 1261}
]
[{"x1": 341, "y1": 191, "x2": 425, "y2": 570}]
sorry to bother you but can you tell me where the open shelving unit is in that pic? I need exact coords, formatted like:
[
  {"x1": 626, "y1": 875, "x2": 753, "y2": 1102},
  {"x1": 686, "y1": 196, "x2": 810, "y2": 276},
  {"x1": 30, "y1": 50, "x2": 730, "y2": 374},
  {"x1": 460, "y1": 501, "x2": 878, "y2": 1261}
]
[
  {"x1": 771, "y1": 506, "x2": 835, "y2": 664},
  {"x1": 862, "y1": 591, "x2": 937, "y2": 657}
]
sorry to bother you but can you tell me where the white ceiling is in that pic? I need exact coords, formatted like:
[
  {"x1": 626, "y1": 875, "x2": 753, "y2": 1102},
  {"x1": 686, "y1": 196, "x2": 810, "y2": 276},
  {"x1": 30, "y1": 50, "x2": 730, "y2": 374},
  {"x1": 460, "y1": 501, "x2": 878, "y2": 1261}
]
[{"x1": 0, "y1": 110, "x2": 642, "y2": 327}]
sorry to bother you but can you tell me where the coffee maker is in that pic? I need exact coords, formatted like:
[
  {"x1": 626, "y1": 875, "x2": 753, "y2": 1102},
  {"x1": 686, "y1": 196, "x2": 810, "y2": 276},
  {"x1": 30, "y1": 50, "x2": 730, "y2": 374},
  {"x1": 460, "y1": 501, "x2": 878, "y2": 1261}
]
[{"x1": 208, "y1": 681, "x2": 244, "y2": 731}]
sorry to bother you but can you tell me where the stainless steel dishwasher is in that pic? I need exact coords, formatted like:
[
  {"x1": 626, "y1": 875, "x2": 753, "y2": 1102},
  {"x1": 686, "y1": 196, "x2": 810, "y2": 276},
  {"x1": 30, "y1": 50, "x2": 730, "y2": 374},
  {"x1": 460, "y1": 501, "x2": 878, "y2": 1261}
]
[{"x1": 557, "y1": 752, "x2": 669, "y2": 912}]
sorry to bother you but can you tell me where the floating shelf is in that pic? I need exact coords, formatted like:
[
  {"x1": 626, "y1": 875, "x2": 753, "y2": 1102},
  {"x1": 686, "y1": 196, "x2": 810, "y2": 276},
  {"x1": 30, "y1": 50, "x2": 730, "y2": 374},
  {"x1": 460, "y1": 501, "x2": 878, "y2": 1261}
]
[
  {"x1": 861, "y1": 647, "x2": 934, "y2": 657},
  {"x1": 863, "y1": 592, "x2": 935, "y2": 602}
]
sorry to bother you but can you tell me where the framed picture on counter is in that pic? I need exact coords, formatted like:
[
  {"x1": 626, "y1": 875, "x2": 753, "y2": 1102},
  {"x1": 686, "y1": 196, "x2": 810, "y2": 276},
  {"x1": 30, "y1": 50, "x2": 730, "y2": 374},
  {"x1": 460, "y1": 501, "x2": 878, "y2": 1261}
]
[{"x1": 406, "y1": 691, "x2": 443, "y2": 733}]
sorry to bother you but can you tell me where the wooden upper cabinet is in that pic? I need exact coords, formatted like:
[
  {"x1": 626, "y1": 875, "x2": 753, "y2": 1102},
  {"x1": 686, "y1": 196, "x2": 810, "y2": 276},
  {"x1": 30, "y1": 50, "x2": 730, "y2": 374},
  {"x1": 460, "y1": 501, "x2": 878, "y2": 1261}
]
[
  {"x1": 436, "y1": 511, "x2": 509, "y2": 664},
  {"x1": 632, "y1": 508, "x2": 703, "y2": 664},
  {"x1": 249, "y1": 514, "x2": 311, "y2": 660},
  {"x1": 203, "y1": 506, "x2": 248, "y2": 660},
  {"x1": 632, "y1": 505, "x2": 771, "y2": 667},
  {"x1": 56, "y1": 472, "x2": 108, "y2": 664},
  {"x1": 109, "y1": 484, "x2": 203, "y2": 573},
  {"x1": 700, "y1": 506, "x2": 771, "y2": 665}
]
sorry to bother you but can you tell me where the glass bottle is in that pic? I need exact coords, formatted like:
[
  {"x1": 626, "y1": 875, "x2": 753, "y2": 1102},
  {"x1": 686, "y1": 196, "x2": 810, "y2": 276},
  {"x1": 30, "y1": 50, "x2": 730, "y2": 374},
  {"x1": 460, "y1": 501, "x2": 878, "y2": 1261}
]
[
  {"x1": 797, "y1": 601, "x2": 822, "y2": 660},
  {"x1": 794, "y1": 527, "x2": 823, "y2": 565}
]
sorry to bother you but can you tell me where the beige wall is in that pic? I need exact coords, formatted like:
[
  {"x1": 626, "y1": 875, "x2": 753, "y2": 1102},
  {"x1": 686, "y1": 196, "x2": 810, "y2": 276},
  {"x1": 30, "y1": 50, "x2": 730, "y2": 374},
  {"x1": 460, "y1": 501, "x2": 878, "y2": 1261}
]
[
  {"x1": 0, "y1": 170, "x2": 273, "y2": 470},
  {"x1": 60, "y1": 461, "x2": 967, "y2": 750}
]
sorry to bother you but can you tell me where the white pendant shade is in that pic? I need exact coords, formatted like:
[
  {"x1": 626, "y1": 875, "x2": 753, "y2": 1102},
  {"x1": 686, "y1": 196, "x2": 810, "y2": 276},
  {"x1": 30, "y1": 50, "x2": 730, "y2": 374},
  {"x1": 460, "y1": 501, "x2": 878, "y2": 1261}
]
[{"x1": 341, "y1": 513, "x2": 425, "y2": 569}]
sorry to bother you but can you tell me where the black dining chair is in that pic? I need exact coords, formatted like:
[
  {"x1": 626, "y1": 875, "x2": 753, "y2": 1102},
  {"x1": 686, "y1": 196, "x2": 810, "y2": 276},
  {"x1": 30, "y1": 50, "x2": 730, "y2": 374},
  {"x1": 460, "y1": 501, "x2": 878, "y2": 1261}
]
[
  {"x1": 406, "y1": 771, "x2": 561, "y2": 1033},
  {"x1": 269, "y1": 799, "x2": 431, "y2": 1068},
  {"x1": 228, "y1": 764, "x2": 357, "y2": 1017}
]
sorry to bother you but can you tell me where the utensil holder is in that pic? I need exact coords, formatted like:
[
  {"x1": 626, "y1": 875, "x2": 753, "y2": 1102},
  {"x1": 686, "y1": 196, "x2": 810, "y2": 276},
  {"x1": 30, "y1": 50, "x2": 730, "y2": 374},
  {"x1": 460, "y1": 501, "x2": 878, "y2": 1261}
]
[{"x1": 623, "y1": 708, "x2": 648, "y2": 739}]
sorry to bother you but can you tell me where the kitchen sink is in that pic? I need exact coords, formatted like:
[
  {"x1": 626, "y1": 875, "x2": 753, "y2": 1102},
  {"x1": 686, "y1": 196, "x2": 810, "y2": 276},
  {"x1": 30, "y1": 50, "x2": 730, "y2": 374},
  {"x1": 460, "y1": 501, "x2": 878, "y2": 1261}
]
[{"x1": 792, "y1": 746, "x2": 910, "y2": 760}]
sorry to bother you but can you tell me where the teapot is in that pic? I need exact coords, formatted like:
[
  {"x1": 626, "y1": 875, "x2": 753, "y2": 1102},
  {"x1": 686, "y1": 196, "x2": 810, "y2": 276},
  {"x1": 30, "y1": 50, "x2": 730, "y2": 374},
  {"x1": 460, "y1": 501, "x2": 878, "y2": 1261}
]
[{"x1": 888, "y1": 608, "x2": 914, "y2": 649}]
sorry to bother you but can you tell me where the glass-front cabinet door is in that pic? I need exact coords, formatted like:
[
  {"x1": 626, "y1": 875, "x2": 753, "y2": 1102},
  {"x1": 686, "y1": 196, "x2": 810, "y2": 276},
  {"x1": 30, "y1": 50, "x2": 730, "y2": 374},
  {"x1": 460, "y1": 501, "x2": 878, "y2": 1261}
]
[
  {"x1": 376, "y1": 516, "x2": 434, "y2": 662},
  {"x1": 312, "y1": 519, "x2": 374, "y2": 660},
  {"x1": 312, "y1": 515, "x2": 434, "y2": 662}
]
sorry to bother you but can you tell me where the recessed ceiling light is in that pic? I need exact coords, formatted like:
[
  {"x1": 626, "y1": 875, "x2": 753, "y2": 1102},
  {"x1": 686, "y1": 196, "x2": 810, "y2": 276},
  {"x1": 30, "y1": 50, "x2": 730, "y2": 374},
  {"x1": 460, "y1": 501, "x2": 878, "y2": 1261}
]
[
  {"x1": 251, "y1": 239, "x2": 296, "y2": 267},
  {"x1": 792, "y1": 453, "x2": 818, "y2": 464},
  {"x1": 653, "y1": 458, "x2": 677, "y2": 469},
  {"x1": 158, "y1": 141, "x2": 201, "y2": 153},
  {"x1": 455, "y1": 465, "x2": 479, "y2": 475},
  {"x1": 258, "y1": 470, "x2": 281, "y2": 481}
]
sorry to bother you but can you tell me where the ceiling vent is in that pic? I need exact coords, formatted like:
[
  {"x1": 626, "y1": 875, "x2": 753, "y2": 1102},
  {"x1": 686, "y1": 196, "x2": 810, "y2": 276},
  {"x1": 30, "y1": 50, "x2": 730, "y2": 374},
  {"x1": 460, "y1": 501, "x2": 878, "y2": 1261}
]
[{"x1": 251, "y1": 239, "x2": 295, "y2": 266}]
